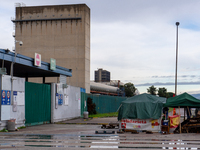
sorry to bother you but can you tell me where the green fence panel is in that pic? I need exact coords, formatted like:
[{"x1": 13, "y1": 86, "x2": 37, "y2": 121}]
[
  {"x1": 82, "y1": 93, "x2": 126, "y2": 114},
  {"x1": 81, "y1": 92, "x2": 87, "y2": 117},
  {"x1": 25, "y1": 82, "x2": 51, "y2": 125}
]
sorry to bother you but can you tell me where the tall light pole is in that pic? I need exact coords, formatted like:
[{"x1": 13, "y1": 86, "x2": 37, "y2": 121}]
[
  {"x1": 175, "y1": 22, "x2": 181, "y2": 133},
  {"x1": 175, "y1": 22, "x2": 180, "y2": 96}
]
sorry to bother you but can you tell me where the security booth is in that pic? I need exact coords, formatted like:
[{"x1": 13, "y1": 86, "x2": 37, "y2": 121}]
[{"x1": 0, "y1": 49, "x2": 73, "y2": 130}]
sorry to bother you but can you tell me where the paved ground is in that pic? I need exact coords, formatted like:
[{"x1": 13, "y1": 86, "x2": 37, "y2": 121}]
[
  {"x1": 0, "y1": 117, "x2": 200, "y2": 149},
  {"x1": 0, "y1": 117, "x2": 119, "y2": 135}
]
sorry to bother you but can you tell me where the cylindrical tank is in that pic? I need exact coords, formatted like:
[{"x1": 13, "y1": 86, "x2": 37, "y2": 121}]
[
  {"x1": 83, "y1": 111, "x2": 89, "y2": 119},
  {"x1": 90, "y1": 82, "x2": 119, "y2": 93},
  {"x1": 7, "y1": 119, "x2": 15, "y2": 132}
]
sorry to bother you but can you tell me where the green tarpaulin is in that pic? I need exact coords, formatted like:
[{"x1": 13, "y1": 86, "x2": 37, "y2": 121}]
[
  {"x1": 164, "y1": 92, "x2": 200, "y2": 108},
  {"x1": 118, "y1": 93, "x2": 166, "y2": 120}
]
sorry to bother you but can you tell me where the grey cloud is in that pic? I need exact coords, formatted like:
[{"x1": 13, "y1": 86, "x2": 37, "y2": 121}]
[
  {"x1": 161, "y1": 76, "x2": 174, "y2": 78},
  {"x1": 136, "y1": 81, "x2": 200, "y2": 86},
  {"x1": 151, "y1": 76, "x2": 174, "y2": 78},
  {"x1": 152, "y1": 76, "x2": 158, "y2": 78},
  {"x1": 181, "y1": 75, "x2": 188, "y2": 78},
  {"x1": 89, "y1": 0, "x2": 195, "y2": 23},
  {"x1": 191, "y1": 94, "x2": 200, "y2": 99},
  {"x1": 191, "y1": 75, "x2": 196, "y2": 78},
  {"x1": 151, "y1": 75, "x2": 198, "y2": 78}
]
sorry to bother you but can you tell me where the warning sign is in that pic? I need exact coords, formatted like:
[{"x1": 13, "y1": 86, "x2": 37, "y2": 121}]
[
  {"x1": 34, "y1": 53, "x2": 41, "y2": 67},
  {"x1": 1, "y1": 90, "x2": 11, "y2": 105},
  {"x1": 7, "y1": 91, "x2": 10, "y2": 99},
  {"x1": 2, "y1": 90, "x2": 5, "y2": 98},
  {"x1": 58, "y1": 94, "x2": 63, "y2": 105}
]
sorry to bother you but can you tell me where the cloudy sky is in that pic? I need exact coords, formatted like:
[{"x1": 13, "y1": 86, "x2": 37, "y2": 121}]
[{"x1": 1, "y1": 0, "x2": 200, "y2": 94}]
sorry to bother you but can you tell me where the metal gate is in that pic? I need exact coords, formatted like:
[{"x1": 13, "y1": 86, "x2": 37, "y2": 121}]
[{"x1": 25, "y1": 82, "x2": 51, "y2": 126}]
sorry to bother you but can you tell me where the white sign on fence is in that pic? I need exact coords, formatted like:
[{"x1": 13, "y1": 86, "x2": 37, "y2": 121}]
[
  {"x1": 17, "y1": 91, "x2": 25, "y2": 105},
  {"x1": 64, "y1": 94, "x2": 68, "y2": 106}
]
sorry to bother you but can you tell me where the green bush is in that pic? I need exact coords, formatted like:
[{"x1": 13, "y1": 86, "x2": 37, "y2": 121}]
[
  {"x1": 87, "y1": 97, "x2": 97, "y2": 115},
  {"x1": 17, "y1": 126, "x2": 26, "y2": 129},
  {"x1": 0, "y1": 128, "x2": 8, "y2": 132}
]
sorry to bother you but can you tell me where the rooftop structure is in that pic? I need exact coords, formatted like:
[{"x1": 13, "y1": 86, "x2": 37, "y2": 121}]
[
  {"x1": 12, "y1": 4, "x2": 90, "y2": 92},
  {"x1": 95, "y1": 68, "x2": 110, "y2": 82}
]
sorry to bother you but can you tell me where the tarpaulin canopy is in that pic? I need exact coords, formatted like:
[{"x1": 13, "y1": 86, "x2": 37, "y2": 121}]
[
  {"x1": 164, "y1": 92, "x2": 200, "y2": 108},
  {"x1": 118, "y1": 93, "x2": 166, "y2": 120}
]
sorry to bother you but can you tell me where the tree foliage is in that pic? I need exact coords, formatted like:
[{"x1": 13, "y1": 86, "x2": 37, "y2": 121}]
[
  {"x1": 87, "y1": 97, "x2": 97, "y2": 115},
  {"x1": 147, "y1": 85, "x2": 174, "y2": 98},
  {"x1": 157, "y1": 87, "x2": 167, "y2": 97},
  {"x1": 124, "y1": 82, "x2": 136, "y2": 97},
  {"x1": 166, "y1": 92, "x2": 175, "y2": 98},
  {"x1": 147, "y1": 85, "x2": 157, "y2": 95}
]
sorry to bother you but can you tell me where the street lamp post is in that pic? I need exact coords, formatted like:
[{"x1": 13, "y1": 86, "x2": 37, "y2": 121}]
[
  {"x1": 175, "y1": 22, "x2": 180, "y2": 96},
  {"x1": 175, "y1": 22, "x2": 181, "y2": 133}
]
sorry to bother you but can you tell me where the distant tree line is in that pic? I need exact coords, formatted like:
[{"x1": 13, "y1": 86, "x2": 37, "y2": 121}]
[
  {"x1": 147, "y1": 85, "x2": 174, "y2": 98},
  {"x1": 121, "y1": 82, "x2": 174, "y2": 98}
]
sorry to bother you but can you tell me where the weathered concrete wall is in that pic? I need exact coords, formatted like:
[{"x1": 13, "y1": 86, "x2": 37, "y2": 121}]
[
  {"x1": 51, "y1": 83, "x2": 81, "y2": 123},
  {"x1": 15, "y1": 4, "x2": 90, "y2": 93},
  {"x1": 0, "y1": 75, "x2": 25, "y2": 130}
]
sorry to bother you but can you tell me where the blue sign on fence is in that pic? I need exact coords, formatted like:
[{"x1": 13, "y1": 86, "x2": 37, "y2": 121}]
[
  {"x1": 1, "y1": 90, "x2": 11, "y2": 105},
  {"x1": 58, "y1": 94, "x2": 63, "y2": 105},
  {"x1": 13, "y1": 91, "x2": 17, "y2": 96}
]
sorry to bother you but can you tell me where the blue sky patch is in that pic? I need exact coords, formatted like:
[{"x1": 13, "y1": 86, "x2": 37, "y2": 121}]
[{"x1": 181, "y1": 23, "x2": 200, "y2": 31}]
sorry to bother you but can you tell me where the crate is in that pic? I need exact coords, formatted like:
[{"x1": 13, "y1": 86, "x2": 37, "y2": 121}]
[{"x1": 163, "y1": 120, "x2": 168, "y2": 126}]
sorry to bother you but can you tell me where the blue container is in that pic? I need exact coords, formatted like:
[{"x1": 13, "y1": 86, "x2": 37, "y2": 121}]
[{"x1": 163, "y1": 120, "x2": 168, "y2": 126}]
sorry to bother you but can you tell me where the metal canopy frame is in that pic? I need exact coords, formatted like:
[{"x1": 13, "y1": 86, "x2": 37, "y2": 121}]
[{"x1": 0, "y1": 49, "x2": 72, "y2": 78}]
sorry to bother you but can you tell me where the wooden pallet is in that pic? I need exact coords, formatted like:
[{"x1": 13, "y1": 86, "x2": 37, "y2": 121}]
[{"x1": 101, "y1": 122, "x2": 119, "y2": 129}]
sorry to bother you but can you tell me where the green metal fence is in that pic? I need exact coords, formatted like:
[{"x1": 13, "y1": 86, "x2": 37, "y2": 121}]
[
  {"x1": 81, "y1": 93, "x2": 126, "y2": 115},
  {"x1": 25, "y1": 82, "x2": 51, "y2": 126},
  {"x1": 81, "y1": 92, "x2": 87, "y2": 117}
]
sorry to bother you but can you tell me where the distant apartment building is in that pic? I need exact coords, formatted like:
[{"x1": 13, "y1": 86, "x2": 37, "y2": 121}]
[
  {"x1": 13, "y1": 4, "x2": 90, "y2": 93},
  {"x1": 95, "y1": 68, "x2": 110, "y2": 82}
]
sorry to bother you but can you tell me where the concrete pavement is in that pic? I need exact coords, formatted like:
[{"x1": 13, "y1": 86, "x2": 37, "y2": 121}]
[
  {"x1": 1, "y1": 117, "x2": 200, "y2": 149},
  {"x1": 0, "y1": 117, "x2": 119, "y2": 135},
  {"x1": 58, "y1": 117, "x2": 119, "y2": 125}
]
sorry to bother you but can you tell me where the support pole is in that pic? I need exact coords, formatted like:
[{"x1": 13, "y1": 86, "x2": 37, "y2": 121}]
[
  {"x1": 179, "y1": 106, "x2": 181, "y2": 133},
  {"x1": 43, "y1": 77, "x2": 45, "y2": 84},
  {"x1": 187, "y1": 106, "x2": 191, "y2": 118},
  {"x1": 184, "y1": 107, "x2": 185, "y2": 121}
]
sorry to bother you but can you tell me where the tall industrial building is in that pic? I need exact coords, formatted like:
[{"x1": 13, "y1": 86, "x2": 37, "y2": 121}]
[
  {"x1": 95, "y1": 68, "x2": 110, "y2": 82},
  {"x1": 13, "y1": 4, "x2": 90, "y2": 93}
]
